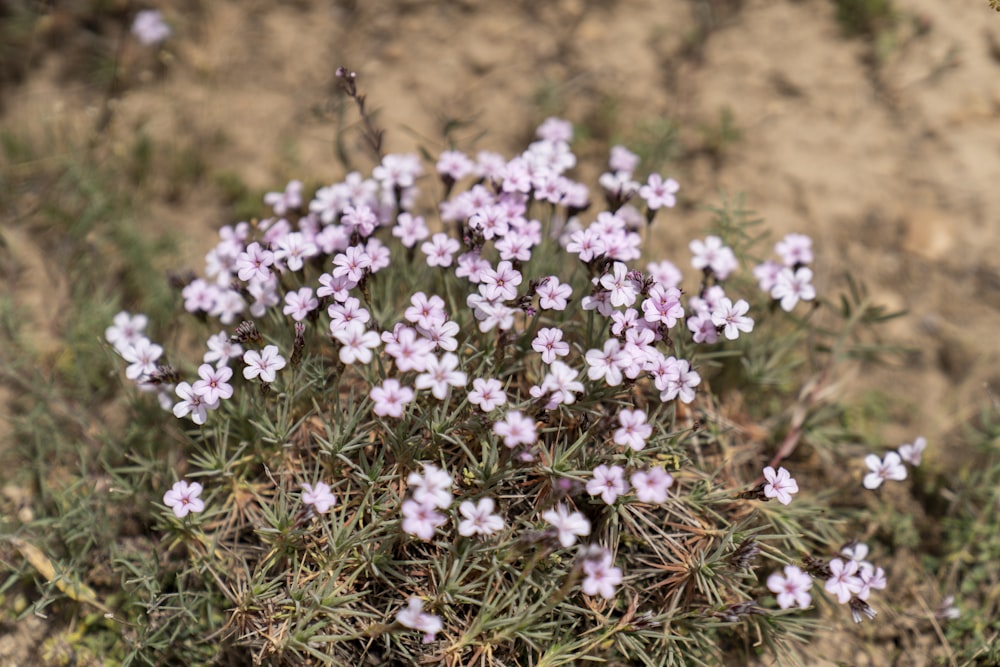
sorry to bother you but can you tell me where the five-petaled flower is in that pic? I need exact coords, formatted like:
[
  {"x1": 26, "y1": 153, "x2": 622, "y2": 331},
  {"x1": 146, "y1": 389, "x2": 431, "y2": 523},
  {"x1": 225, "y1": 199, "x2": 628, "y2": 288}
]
[
  {"x1": 581, "y1": 548, "x2": 623, "y2": 600},
  {"x1": 396, "y1": 597, "x2": 443, "y2": 644},
  {"x1": 863, "y1": 452, "x2": 907, "y2": 490},
  {"x1": 301, "y1": 482, "x2": 337, "y2": 513},
  {"x1": 542, "y1": 503, "x2": 591, "y2": 547},
  {"x1": 767, "y1": 565, "x2": 813, "y2": 609},
  {"x1": 457, "y1": 498, "x2": 505, "y2": 537},
  {"x1": 243, "y1": 345, "x2": 286, "y2": 383},
  {"x1": 163, "y1": 480, "x2": 205, "y2": 518},
  {"x1": 763, "y1": 466, "x2": 799, "y2": 505}
]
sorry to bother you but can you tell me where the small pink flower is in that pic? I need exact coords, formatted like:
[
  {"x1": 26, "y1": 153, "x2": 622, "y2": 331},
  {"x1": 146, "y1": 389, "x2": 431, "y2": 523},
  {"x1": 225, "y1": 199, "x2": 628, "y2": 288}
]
[
  {"x1": 457, "y1": 498, "x2": 504, "y2": 537},
  {"x1": 192, "y1": 363, "x2": 234, "y2": 404},
  {"x1": 763, "y1": 466, "x2": 799, "y2": 505},
  {"x1": 630, "y1": 467, "x2": 673, "y2": 504},
  {"x1": 614, "y1": 409, "x2": 652, "y2": 451},
  {"x1": 370, "y1": 379, "x2": 415, "y2": 419},
  {"x1": 493, "y1": 411, "x2": 537, "y2": 448},
  {"x1": 898, "y1": 437, "x2": 926, "y2": 466},
  {"x1": 407, "y1": 464, "x2": 453, "y2": 509},
  {"x1": 542, "y1": 503, "x2": 591, "y2": 547},
  {"x1": 396, "y1": 597, "x2": 443, "y2": 643},
  {"x1": 401, "y1": 499, "x2": 447, "y2": 540},
  {"x1": 301, "y1": 482, "x2": 336, "y2": 513},
  {"x1": 586, "y1": 465, "x2": 629, "y2": 505},
  {"x1": 771, "y1": 267, "x2": 816, "y2": 311},
  {"x1": 532, "y1": 328, "x2": 570, "y2": 364},
  {"x1": 163, "y1": 480, "x2": 204, "y2": 518},
  {"x1": 767, "y1": 565, "x2": 813, "y2": 609},
  {"x1": 825, "y1": 558, "x2": 864, "y2": 604},
  {"x1": 468, "y1": 378, "x2": 507, "y2": 413},
  {"x1": 243, "y1": 345, "x2": 286, "y2": 383},
  {"x1": 581, "y1": 549, "x2": 623, "y2": 599},
  {"x1": 863, "y1": 452, "x2": 907, "y2": 490}
]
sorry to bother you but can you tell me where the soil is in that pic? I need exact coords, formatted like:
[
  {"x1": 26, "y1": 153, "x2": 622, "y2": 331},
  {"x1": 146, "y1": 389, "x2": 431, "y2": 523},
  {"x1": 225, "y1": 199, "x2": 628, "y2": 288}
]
[{"x1": 2, "y1": 0, "x2": 999, "y2": 664}]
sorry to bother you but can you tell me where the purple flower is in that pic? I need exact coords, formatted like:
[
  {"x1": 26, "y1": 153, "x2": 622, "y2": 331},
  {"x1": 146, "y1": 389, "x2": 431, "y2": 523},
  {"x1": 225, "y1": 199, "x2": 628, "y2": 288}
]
[
  {"x1": 493, "y1": 411, "x2": 537, "y2": 448},
  {"x1": 274, "y1": 232, "x2": 317, "y2": 272},
  {"x1": 401, "y1": 499, "x2": 447, "y2": 540},
  {"x1": 283, "y1": 287, "x2": 318, "y2": 322},
  {"x1": 105, "y1": 311, "x2": 148, "y2": 354},
  {"x1": 396, "y1": 597, "x2": 443, "y2": 643},
  {"x1": 480, "y1": 261, "x2": 523, "y2": 302},
  {"x1": 369, "y1": 379, "x2": 414, "y2": 419},
  {"x1": 775, "y1": 233, "x2": 813, "y2": 267},
  {"x1": 614, "y1": 409, "x2": 652, "y2": 451},
  {"x1": 421, "y1": 233, "x2": 460, "y2": 268},
  {"x1": 767, "y1": 565, "x2": 813, "y2": 609},
  {"x1": 405, "y1": 292, "x2": 447, "y2": 329},
  {"x1": 415, "y1": 353, "x2": 467, "y2": 400},
  {"x1": 332, "y1": 322, "x2": 381, "y2": 365},
  {"x1": 586, "y1": 465, "x2": 629, "y2": 505},
  {"x1": 204, "y1": 331, "x2": 243, "y2": 368},
  {"x1": 121, "y1": 337, "x2": 163, "y2": 381},
  {"x1": 863, "y1": 452, "x2": 907, "y2": 489},
  {"x1": 332, "y1": 245, "x2": 372, "y2": 283},
  {"x1": 586, "y1": 339, "x2": 625, "y2": 387},
  {"x1": 173, "y1": 381, "x2": 218, "y2": 424},
  {"x1": 191, "y1": 363, "x2": 234, "y2": 404},
  {"x1": 263, "y1": 179, "x2": 303, "y2": 216},
  {"x1": 408, "y1": 464, "x2": 454, "y2": 509},
  {"x1": 542, "y1": 503, "x2": 591, "y2": 547},
  {"x1": 392, "y1": 212, "x2": 429, "y2": 248},
  {"x1": 763, "y1": 466, "x2": 799, "y2": 505},
  {"x1": 457, "y1": 498, "x2": 504, "y2": 537},
  {"x1": 690, "y1": 235, "x2": 738, "y2": 279},
  {"x1": 437, "y1": 149, "x2": 475, "y2": 181},
  {"x1": 898, "y1": 436, "x2": 926, "y2": 466},
  {"x1": 581, "y1": 549, "x2": 623, "y2": 599},
  {"x1": 163, "y1": 480, "x2": 204, "y2": 518},
  {"x1": 532, "y1": 327, "x2": 570, "y2": 364},
  {"x1": 599, "y1": 261, "x2": 638, "y2": 308},
  {"x1": 328, "y1": 297, "x2": 371, "y2": 334},
  {"x1": 383, "y1": 326, "x2": 435, "y2": 373},
  {"x1": 236, "y1": 242, "x2": 275, "y2": 283},
  {"x1": 243, "y1": 345, "x2": 286, "y2": 383},
  {"x1": 639, "y1": 173, "x2": 679, "y2": 210},
  {"x1": 468, "y1": 378, "x2": 507, "y2": 413},
  {"x1": 656, "y1": 358, "x2": 700, "y2": 404},
  {"x1": 530, "y1": 361, "x2": 585, "y2": 409},
  {"x1": 131, "y1": 9, "x2": 171, "y2": 46},
  {"x1": 754, "y1": 260, "x2": 783, "y2": 293},
  {"x1": 711, "y1": 298, "x2": 754, "y2": 341},
  {"x1": 630, "y1": 467, "x2": 673, "y2": 504},
  {"x1": 537, "y1": 117, "x2": 574, "y2": 143},
  {"x1": 301, "y1": 482, "x2": 336, "y2": 513},
  {"x1": 536, "y1": 276, "x2": 572, "y2": 310},
  {"x1": 825, "y1": 558, "x2": 864, "y2": 604},
  {"x1": 857, "y1": 563, "x2": 886, "y2": 601},
  {"x1": 642, "y1": 283, "x2": 685, "y2": 327},
  {"x1": 771, "y1": 267, "x2": 816, "y2": 311}
]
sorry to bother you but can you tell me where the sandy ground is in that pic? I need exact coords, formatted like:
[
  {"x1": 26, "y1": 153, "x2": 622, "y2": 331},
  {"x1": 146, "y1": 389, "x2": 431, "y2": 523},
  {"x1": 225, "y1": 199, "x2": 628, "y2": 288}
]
[{"x1": 3, "y1": 0, "x2": 1000, "y2": 664}]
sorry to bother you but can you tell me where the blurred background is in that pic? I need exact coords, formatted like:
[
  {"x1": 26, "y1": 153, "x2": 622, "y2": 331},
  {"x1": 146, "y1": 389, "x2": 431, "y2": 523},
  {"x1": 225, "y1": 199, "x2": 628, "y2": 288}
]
[{"x1": 1, "y1": 0, "x2": 999, "y2": 663}]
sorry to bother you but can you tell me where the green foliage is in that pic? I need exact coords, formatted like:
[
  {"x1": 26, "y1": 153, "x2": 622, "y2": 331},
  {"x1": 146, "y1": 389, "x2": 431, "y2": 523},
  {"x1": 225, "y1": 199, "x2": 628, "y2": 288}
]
[{"x1": 833, "y1": 0, "x2": 896, "y2": 38}]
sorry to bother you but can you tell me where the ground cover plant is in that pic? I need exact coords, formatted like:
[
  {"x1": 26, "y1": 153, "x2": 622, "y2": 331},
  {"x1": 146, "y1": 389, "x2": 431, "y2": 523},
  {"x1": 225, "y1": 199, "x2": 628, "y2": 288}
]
[
  {"x1": 94, "y1": 68, "x2": 918, "y2": 666},
  {"x1": 1, "y1": 52, "x2": 995, "y2": 666}
]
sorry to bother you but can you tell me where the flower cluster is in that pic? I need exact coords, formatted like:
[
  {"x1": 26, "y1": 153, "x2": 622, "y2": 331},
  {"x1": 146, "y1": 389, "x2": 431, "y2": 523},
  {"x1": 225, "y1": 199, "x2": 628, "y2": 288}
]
[
  {"x1": 767, "y1": 540, "x2": 886, "y2": 622},
  {"x1": 754, "y1": 233, "x2": 817, "y2": 311},
  {"x1": 109, "y1": 113, "x2": 882, "y2": 660}
]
